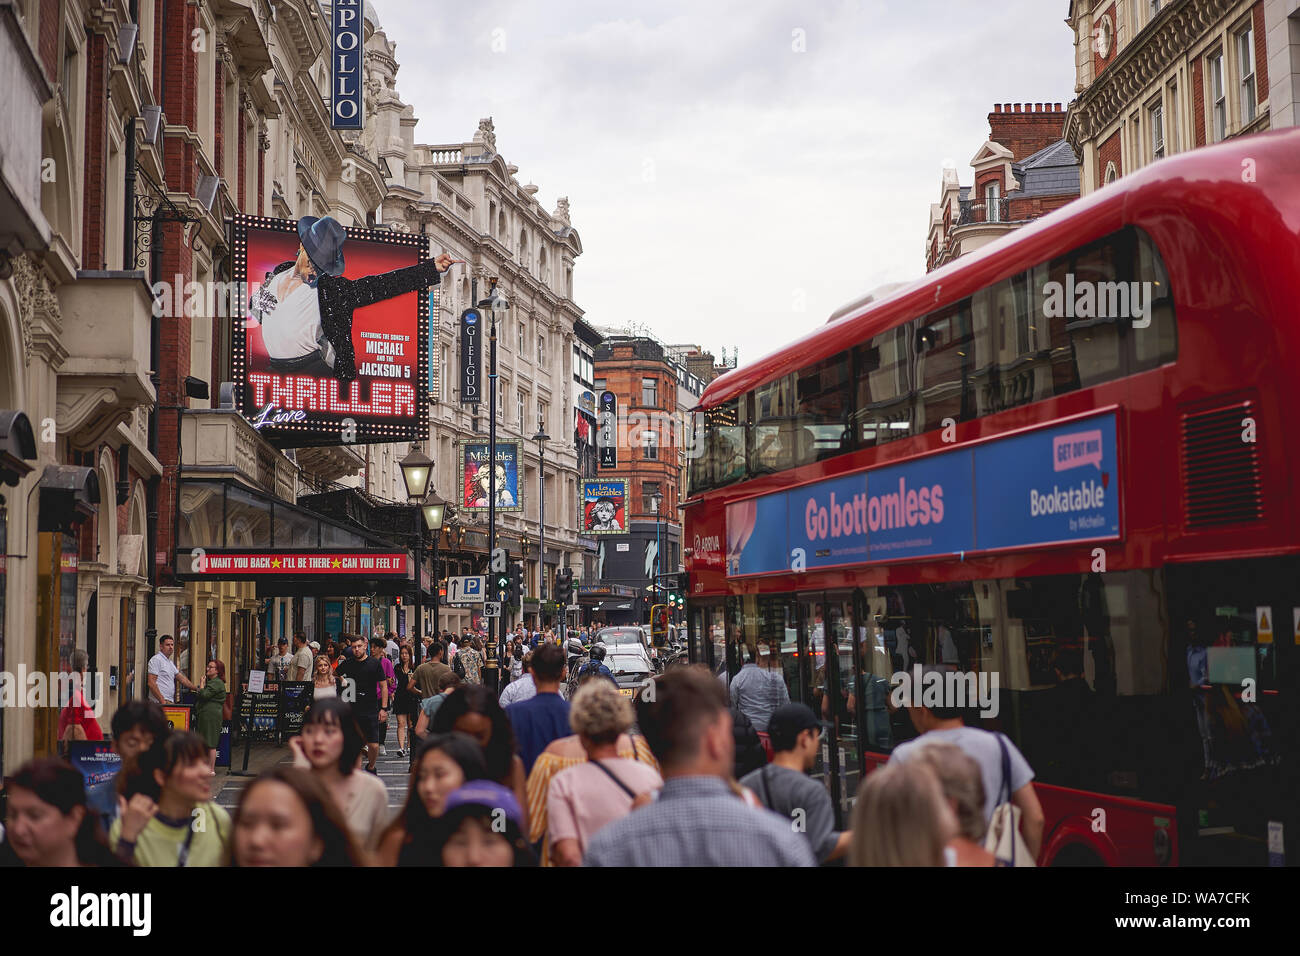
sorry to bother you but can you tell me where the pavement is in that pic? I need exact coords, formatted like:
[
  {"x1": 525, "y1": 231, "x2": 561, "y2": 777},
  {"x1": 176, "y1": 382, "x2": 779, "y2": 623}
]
[{"x1": 213, "y1": 721, "x2": 412, "y2": 815}]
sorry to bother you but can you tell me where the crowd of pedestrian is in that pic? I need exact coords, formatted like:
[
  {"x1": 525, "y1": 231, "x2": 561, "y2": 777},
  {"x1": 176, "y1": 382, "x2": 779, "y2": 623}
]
[{"x1": 3, "y1": 620, "x2": 1044, "y2": 867}]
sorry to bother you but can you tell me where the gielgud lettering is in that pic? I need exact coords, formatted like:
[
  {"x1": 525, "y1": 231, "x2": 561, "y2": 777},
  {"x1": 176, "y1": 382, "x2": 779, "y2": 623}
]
[{"x1": 805, "y1": 477, "x2": 945, "y2": 541}]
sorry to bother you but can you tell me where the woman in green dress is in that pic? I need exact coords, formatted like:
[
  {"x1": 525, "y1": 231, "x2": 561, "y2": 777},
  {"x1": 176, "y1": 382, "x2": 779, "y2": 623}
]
[{"x1": 195, "y1": 659, "x2": 227, "y2": 771}]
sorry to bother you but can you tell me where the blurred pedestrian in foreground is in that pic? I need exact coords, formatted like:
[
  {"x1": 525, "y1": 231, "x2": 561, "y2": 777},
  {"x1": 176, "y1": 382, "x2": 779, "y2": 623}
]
[
  {"x1": 910, "y1": 741, "x2": 996, "y2": 866},
  {"x1": 427, "y1": 781, "x2": 536, "y2": 867},
  {"x1": 290, "y1": 698, "x2": 388, "y2": 853},
  {"x1": 377, "y1": 732, "x2": 489, "y2": 865},
  {"x1": 742, "y1": 703, "x2": 850, "y2": 864},
  {"x1": 505, "y1": 643, "x2": 571, "y2": 775},
  {"x1": 429, "y1": 685, "x2": 527, "y2": 828},
  {"x1": 0, "y1": 759, "x2": 121, "y2": 867},
  {"x1": 849, "y1": 759, "x2": 957, "y2": 866},
  {"x1": 111, "y1": 731, "x2": 230, "y2": 866},
  {"x1": 230, "y1": 767, "x2": 363, "y2": 867},
  {"x1": 583, "y1": 667, "x2": 814, "y2": 867},
  {"x1": 546, "y1": 681, "x2": 662, "y2": 867}
]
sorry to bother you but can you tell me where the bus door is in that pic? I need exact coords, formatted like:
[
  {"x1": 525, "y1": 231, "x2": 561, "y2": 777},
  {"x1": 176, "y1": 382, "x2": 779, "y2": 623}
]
[
  {"x1": 801, "y1": 591, "x2": 859, "y2": 827},
  {"x1": 1165, "y1": 557, "x2": 1298, "y2": 866}
]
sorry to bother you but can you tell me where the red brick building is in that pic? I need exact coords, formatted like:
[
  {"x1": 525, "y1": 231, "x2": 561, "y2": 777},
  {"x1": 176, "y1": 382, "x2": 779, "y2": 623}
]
[
  {"x1": 927, "y1": 103, "x2": 1080, "y2": 271},
  {"x1": 591, "y1": 335, "x2": 683, "y2": 615}
]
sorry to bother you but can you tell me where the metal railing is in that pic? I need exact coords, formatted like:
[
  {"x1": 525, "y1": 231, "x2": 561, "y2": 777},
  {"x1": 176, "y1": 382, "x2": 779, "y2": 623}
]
[{"x1": 956, "y1": 196, "x2": 1010, "y2": 226}]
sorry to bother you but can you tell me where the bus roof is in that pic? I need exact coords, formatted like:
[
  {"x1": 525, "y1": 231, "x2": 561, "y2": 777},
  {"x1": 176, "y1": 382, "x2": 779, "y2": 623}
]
[{"x1": 696, "y1": 129, "x2": 1299, "y2": 411}]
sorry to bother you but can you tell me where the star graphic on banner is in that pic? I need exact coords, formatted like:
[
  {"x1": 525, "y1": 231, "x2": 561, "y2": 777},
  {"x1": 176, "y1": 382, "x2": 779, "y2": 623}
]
[
  {"x1": 271, "y1": 558, "x2": 282, "y2": 568},
  {"x1": 331, "y1": 557, "x2": 342, "y2": 569}
]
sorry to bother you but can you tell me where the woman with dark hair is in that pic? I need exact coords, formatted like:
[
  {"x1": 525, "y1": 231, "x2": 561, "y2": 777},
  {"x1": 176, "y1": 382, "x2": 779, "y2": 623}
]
[
  {"x1": 230, "y1": 767, "x2": 363, "y2": 867},
  {"x1": 0, "y1": 759, "x2": 121, "y2": 867},
  {"x1": 195, "y1": 659, "x2": 226, "y2": 770},
  {"x1": 425, "y1": 781, "x2": 537, "y2": 867},
  {"x1": 110, "y1": 731, "x2": 229, "y2": 866},
  {"x1": 392, "y1": 643, "x2": 420, "y2": 757},
  {"x1": 288, "y1": 697, "x2": 388, "y2": 853},
  {"x1": 376, "y1": 732, "x2": 488, "y2": 865},
  {"x1": 429, "y1": 685, "x2": 527, "y2": 826}
]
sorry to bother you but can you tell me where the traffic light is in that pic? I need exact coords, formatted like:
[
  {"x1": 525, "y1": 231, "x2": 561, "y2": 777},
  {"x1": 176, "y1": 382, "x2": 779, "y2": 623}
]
[
  {"x1": 553, "y1": 567, "x2": 573, "y2": 605},
  {"x1": 652, "y1": 604, "x2": 669, "y2": 645},
  {"x1": 507, "y1": 562, "x2": 524, "y2": 605},
  {"x1": 495, "y1": 566, "x2": 509, "y2": 599}
]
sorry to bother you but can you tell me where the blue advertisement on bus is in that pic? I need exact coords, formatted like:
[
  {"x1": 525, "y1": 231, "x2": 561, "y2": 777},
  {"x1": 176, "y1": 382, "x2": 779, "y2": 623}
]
[
  {"x1": 786, "y1": 472, "x2": 869, "y2": 571},
  {"x1": 972, "y1": 412, "x2": 1119, "y2": 551},
  {"x1": 725, "y1": 412, "x2": 1119, "y2": 576},
  {"x1": 865, "y1": 451, "x2": 975, "y2": 561}
]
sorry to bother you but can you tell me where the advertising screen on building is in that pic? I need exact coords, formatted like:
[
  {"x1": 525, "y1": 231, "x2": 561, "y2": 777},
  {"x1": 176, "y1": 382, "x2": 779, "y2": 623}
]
[
  {"x1": 460, "y1": 441, "x2": 521, "y2": 513},
  {"x1": 581, "y1": 479, "x2": 628, "y2": 534},
  {"x1": 232, "y1": 215, "x2": 430, "y2": 448}
]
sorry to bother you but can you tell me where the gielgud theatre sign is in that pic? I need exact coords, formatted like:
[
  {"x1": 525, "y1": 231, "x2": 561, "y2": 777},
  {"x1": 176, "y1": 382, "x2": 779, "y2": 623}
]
[{"x1": 231, "y1": 214, "x2": 432, "y2": 447}]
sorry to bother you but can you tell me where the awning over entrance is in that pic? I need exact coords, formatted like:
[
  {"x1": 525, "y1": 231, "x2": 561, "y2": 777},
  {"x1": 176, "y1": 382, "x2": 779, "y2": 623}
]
[
  {"x1": 0, "y1": 410, "x2": 37, "y2": 486},
  {"x1": 173, "y1": 479, "x2": 431, "y2": 598}
]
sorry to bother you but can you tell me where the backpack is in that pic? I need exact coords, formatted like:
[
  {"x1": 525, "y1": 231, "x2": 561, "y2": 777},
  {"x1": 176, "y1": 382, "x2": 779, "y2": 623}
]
[{"x1": 453, "y1": 652, "x2": 466, "y2": 679}]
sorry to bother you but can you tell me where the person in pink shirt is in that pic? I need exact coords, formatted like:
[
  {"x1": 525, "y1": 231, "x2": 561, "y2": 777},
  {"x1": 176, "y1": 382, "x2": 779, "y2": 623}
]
[
  {"x1": 546, "y1": 681, "x2": 662, "y2": 866},
  {"x1": 372, "y1": 636, "x2": 397, "y2": 756}
]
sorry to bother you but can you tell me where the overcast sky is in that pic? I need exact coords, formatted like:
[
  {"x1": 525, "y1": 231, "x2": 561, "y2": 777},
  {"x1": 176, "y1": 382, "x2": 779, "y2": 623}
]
[{"x1": 376, "y1": 0, "x2": 1076, "y2": 366}]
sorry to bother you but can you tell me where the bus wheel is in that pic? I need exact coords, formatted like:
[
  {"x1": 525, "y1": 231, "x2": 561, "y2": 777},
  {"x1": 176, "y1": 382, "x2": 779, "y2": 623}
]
[{"x1": 1049, "y1": 844, "x2": 1106, "y2": 867}]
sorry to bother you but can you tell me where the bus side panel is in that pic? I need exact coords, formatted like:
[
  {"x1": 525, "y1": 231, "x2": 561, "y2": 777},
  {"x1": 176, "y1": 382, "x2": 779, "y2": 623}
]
[{"x1": 1036, "y1": 784, "x2": 1178, "y2": 866}]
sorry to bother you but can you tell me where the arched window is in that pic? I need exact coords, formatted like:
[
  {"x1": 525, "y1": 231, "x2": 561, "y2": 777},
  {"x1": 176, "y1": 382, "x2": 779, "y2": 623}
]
[
  {"x1": 519, "y1": 229, "x2": 528, "y2": 265},
  {"x1": 1103, "y1": 161, "x2": 1118, "y2": 185}
]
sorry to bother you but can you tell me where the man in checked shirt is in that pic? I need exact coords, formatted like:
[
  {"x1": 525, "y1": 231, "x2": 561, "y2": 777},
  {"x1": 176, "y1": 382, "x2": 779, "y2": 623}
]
[{"x1": 583, "y1": 667, "x2": 814, "y2": 867}]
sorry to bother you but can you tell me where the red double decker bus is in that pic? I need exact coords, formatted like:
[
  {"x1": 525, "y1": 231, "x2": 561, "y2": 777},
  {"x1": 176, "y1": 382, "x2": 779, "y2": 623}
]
[{"x1": 682, "y1": 129, "x2": 1300, "y2": 866}]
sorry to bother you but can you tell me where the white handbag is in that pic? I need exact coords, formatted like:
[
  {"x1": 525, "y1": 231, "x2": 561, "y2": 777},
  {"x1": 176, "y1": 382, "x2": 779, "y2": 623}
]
[{"x1": 984, "y1": 733, "x2": 1036, "y2": 867}]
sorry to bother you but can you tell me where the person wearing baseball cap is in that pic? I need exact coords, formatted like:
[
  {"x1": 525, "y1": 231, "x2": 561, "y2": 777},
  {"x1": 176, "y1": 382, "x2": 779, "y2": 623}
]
[
  {"x1": 740, "y1": 702, "x2": 850, "y2": 864},
  {"x1": 425, "y1": 781, "x2": 536, "y2": 867}
]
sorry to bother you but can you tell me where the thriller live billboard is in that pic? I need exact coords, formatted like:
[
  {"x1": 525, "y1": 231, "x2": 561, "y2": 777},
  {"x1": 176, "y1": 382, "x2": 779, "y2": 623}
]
[{"x1": 231, "y1": 214, "x2": 431, "y2": 448}]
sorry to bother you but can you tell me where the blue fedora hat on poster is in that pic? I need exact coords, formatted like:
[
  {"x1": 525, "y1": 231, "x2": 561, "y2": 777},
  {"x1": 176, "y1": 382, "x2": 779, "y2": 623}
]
[{"x1": 297, "y1": 215, "x2": 347, "y2": 277}]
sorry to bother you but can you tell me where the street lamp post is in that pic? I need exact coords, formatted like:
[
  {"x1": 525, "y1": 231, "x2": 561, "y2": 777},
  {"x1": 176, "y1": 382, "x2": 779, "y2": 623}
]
[
  {"x1": 399, "y1": 449, "x2": 434, "y2": 666},
  {"x1": 651, "y1": 490, "x2": 664, "y2": 601},
  {"x1": 477, "y1": 282, "x2": 510, "y2": 688},
  {"x1": 532, "y1": 427, "x2": 549, "y2": 631},
  {"x1": 422, "y1": 494, "x2": 446, "y2": 649}
]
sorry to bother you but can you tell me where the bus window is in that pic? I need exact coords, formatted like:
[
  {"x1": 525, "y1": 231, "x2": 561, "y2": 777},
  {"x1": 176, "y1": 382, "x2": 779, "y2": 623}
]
[
  {"x1": 854, "y1": 322, "x2": 916, "y2": 447},
  {"x1": 1131, "y1": 227, "x2": 1177, "y2": 371},
  {"x1": 687, "y1": 410, "x2": 709, "y2": 495},
  {"x1": 705, "y1": 398, "x2": 745, "y2": 488},
  {"x1": 915, "y1": 302, "x2": 976, "y2": 433},
  {"x1": 794, "y1": 351, "x2": 853, "y2": 466},
  {"x1": 749, "y1": 376, "x2": 795, "y2": 475}
]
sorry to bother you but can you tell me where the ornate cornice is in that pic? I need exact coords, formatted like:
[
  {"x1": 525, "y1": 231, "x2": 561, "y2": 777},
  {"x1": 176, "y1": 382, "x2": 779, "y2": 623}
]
[{"x1": 1064, "y1": 0, "x2": 1239, "y2": 153}]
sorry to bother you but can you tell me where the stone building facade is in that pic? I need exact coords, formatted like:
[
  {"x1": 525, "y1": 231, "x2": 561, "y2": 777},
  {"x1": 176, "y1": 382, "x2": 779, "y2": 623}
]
[{"x1": 1063, "y1": 0, "x2": 1298, "y2": 195}]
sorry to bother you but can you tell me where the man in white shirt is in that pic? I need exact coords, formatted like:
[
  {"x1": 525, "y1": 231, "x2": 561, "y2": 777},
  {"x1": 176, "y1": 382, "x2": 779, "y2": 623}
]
[
  {"x1": 385, "y1": 632, "x2": 399, "y2": 662},
  {"x1": 147, "y1": 635, "x2": 197, "y2": 705},
  {"x1": 291, "y1": 632, "x2": 314, "y2": 682},
  {"x1": 269, "y1": 638, "x2": 294, "y2": 683}
]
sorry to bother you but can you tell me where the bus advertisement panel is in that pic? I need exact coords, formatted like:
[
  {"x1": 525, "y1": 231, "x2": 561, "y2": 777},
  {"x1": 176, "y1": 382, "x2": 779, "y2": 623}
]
[{"x1": 725, "y1": 412, "x2": 1119, "y2": 576}]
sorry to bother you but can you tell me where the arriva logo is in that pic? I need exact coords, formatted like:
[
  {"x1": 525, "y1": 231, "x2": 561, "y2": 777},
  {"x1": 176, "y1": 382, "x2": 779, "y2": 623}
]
[{"x1": 693, "y1": 533, "x2": 720, "y2": 554}]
